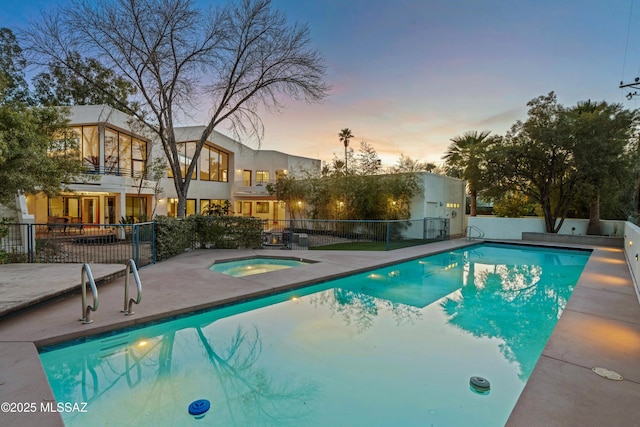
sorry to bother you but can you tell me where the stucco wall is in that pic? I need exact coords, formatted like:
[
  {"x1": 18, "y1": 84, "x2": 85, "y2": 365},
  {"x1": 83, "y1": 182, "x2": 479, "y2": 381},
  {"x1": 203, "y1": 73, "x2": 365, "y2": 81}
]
[
  {"x1": 624, "y1": 222, "x2": 640, "y2": 303},
  {"x1": 467, "y1": 216, "x2": 626, "y2": 240},
  {"x1": 409, "y1": 173, "x2": 466, "y2": 236}
]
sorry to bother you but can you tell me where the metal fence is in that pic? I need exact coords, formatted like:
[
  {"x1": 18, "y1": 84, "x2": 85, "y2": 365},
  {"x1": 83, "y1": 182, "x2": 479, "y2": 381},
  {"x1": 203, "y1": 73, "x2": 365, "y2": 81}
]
[
  {"x1": 260, "y1": 218, "x2": 450, "y2": 251},
  {"x1": 0, "y1": 222, "x2": 155, "y2": 266},
  {"x1": 0, "y1": 217, "x2": 449, "y2": 265}
]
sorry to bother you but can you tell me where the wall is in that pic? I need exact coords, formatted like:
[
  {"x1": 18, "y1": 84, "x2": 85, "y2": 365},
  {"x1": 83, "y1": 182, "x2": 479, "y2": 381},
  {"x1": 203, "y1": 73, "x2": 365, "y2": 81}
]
[
  {"x1": 467, "y1": 216, "x2": 626, "y2": 240},
  {"x1": 624, "y1": 222, "x2": 640, "y2": 303},
  {"x1": 409, "y1": 173, "x2": 466, "y2": 237}
]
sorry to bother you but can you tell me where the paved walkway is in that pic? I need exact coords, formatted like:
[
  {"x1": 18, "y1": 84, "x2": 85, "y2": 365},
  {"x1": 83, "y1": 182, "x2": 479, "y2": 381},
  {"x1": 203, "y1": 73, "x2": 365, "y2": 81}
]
[
  {"x1": 0, "y1": 264, "x2": 125, "y2": 318},
  {"x1": 0, "y1": 240, "x2": 639, "y2": 426}
]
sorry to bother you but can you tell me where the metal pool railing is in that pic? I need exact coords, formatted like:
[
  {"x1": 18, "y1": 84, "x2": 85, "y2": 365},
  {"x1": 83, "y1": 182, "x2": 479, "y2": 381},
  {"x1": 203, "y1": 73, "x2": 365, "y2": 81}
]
[
  {"x1": 259, "y1": 218, "x2": 450, "y2": 251},
  {"x1": 0, "y1": 222, "x2": 156, "y2": 266}
]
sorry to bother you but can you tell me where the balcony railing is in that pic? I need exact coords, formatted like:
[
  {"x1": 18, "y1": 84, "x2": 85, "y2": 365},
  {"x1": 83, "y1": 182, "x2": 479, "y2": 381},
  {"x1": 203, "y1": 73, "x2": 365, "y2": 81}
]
[
  {"x1": 233, "y1": 180, "x2": 273, "y2": 196},
  {"x1": 82, "y1": 166, "x2": 154, "y2": 180}
]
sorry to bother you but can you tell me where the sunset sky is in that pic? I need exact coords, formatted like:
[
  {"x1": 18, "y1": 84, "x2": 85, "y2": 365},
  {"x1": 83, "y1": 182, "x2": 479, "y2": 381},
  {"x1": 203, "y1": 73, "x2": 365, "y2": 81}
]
[{"x1": 2, "y1": 0, "x2": 640, "y2": 167}]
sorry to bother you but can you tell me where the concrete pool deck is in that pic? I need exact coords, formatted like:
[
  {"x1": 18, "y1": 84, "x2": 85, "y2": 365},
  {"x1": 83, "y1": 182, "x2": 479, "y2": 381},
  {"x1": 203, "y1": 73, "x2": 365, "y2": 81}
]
[{"x1": 0, "y1": 239, "x2": 639, "y2": 426}]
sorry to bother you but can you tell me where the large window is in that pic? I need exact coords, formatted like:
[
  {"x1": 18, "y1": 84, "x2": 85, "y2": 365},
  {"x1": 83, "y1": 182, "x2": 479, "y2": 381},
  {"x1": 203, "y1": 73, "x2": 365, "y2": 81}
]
[
  {"x1": 132, "y1": 138, "x2": 146, "y2": 177},
  {"x1": 70, "y1": 126, "x2": 100, "y2": 172},
  {"x1": 126, "y1": 196, "x2": 148, "y2": 222},
  {"x1": 168, "y1": 142, "x2": 197, "y2": 179},
  {"x1": 220, "y1": 151, "x2": 228, "y2": 181},
  {"x1": 200, "y1": 199, "x2": 229, "y2": 215},
  {"x1": 256, "y1": 170, "x2": 270, "y2": 184},
  {"x1": 243, "y1": 170, "x2": 251, "y2": 186},
  {"x1": 119, "y1": 133, "x2": 132, "y2": 175},
  {"x1": 48, "y1": 196, "x2": 81, "y2": 218},
  {"x1": 198, "y1": 144, "x2": 229, "y2": 182},
  {"x1": 105, "y1": 128, "x2": 119, "y2": 173},
  {"x1": 256, "y1": 202, "x2": 270, "y2": 213},
  {"x1": 104, "y1": 127, "x2": 148, "y2": 176},
  {"x1": 167, "y1": 198, "x2": 196, "y2": 217}
]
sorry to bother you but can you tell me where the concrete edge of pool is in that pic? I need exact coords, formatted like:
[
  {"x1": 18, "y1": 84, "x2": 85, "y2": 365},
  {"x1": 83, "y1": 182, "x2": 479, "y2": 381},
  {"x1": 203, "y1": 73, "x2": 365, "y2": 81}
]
[{"x1": 0, "y1": 239, "x2": 639, "y2": 427}]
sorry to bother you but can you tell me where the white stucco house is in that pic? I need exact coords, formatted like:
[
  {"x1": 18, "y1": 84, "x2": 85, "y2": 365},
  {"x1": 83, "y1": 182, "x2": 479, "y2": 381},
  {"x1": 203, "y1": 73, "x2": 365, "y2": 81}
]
[
  {"x1": 17, "y1": 105, "x2": 320, "y2": 225},
  {"x1": 4, "y1": 105, "x2": 466, "y2": 240}
]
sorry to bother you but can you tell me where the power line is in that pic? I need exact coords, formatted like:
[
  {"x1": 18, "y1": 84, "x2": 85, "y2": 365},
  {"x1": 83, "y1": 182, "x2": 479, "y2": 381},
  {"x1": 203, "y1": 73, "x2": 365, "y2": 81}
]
[{"x1": 620, "y1": 0, "x2": 639, "y2": 99}]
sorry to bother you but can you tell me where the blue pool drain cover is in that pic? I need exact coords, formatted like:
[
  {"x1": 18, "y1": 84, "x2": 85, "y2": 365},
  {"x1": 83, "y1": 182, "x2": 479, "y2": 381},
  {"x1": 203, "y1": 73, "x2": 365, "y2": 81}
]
[{"x1": 188, "y1": 399, "x2": 211, "y2": 417}]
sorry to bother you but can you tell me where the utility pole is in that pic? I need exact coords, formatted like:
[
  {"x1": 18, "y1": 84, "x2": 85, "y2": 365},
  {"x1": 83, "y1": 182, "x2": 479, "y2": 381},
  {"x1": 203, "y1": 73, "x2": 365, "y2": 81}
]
[{"x1": 619, "y1": 77, "x2": 640, "y2": 99}]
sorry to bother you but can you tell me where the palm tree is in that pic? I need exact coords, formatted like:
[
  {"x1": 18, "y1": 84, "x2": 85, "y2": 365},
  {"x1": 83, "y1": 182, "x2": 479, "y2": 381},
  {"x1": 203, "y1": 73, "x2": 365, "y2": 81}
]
[
  {"x1": 338, "y1": 128, "x2": 354, "y2": 175},
  {"x1": 443, "y1": 130, "x2": 491, "y2": 216}
]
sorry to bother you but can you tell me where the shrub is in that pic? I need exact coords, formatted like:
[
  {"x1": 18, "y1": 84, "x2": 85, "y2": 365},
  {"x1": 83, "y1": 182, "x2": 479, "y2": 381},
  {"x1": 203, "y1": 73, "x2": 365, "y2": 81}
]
[
  {"x1": 492, "y1": 193, "x2": 537, "y2": 218},
  {"x1": 155, "y1": 215, "x2": 263, "y2": 261},
  {"x1": 191, "y1": 215, "x2": 262, "y2": 249},
  {"x1": 155, "y1": 216, "x2": 194, "y2": 261}
]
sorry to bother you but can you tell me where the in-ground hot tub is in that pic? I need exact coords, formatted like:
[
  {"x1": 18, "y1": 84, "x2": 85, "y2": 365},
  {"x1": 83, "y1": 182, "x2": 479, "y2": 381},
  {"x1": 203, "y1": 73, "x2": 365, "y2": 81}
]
[{"x1": 210, "y1": 257, "x2": 313, "y2": 277}]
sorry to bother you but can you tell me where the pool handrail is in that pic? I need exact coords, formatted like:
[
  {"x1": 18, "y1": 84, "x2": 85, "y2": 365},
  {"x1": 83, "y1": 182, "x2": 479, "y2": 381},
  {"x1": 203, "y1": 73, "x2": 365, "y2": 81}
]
[
  {"x1": 80, "y1": 263, "x2": 99, "y2": 324},
  {"x1": 122, "y1": 259, "x2": 142, "y2": 315},
  {"x1": 466, "y1": 225, "x2": 485, "y2": 240}
]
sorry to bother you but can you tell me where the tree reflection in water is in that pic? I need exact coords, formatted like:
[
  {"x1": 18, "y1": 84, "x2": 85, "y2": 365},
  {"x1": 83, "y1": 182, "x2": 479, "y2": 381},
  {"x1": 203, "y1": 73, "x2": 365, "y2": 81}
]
[
  {"x1": 43, "y1": 322, "x2": 318, "y2": 426},
  {"x1": 441, "y1": 252, "x2": 581, "y2": 380},
  {"x1": 194, "y1": 325, "x2": 318, "y2": 426},
  {"x1": 308, "y1": 288, "x2": 423, "y2": 333}
]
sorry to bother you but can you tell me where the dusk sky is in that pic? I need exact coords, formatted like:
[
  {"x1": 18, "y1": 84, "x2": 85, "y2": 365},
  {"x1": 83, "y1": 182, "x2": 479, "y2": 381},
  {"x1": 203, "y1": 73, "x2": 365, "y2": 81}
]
[{"x1": 2, "y1": 0, "x2": 639, "y2": 167}]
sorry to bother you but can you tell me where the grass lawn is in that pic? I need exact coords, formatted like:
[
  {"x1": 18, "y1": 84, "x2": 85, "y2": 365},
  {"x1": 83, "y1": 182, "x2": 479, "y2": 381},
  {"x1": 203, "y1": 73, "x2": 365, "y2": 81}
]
[{"x1": 309, "y1": 239, "x2": 433, "y2": 251}]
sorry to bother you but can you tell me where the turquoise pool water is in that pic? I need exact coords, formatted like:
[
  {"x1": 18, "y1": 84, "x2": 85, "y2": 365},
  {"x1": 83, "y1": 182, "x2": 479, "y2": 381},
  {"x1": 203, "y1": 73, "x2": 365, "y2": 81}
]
[
  {"x1": 40, "y1": 243, "x2": 590, "y2": 426},
  {"x1": 210, "y1": 257, "x2": 310, "y2": 277}
]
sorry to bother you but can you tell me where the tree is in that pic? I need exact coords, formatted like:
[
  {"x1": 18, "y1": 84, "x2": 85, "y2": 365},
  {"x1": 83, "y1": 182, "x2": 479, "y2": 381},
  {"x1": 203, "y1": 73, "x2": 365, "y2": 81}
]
[
  {"x1": 492, "y1": 192, "x2": 535, "y2": 218},
  {"x1": 568, "y1": 100, "x2": 637, "y2": 235},
  {"x1": 269, "y1": 143, "x2": 422, "y2": 221},
  {"x1": 265, "y1": 172, "x2": 309, "y2": 220},
  {"x1": 32, "y1": 52, "x2": 138, "y2": 110},
  {"x1": 0, "y1": 28, "x2": 84, "y2": 205},
  {"x1": 390, "y1": 154, "x2": 436, "y2": 173},
  {"x1": 442, "y1": 130, "x2": 492, "y2": 216},
  {"x1": 484, "y1": 92, "x2": 578, "y2": 233},
  {"x1": 354, "y1": 141, "x2": 382, "y2": 175},
  {"x1": 26, "y1": 0, "x2": 329, "y2": 217},
  {"x1": 338, "y1": 128, "x2": 354, "y2": 174},
  {"x1": 0, "y1": 29, "x2": 28, "y2": 103}
]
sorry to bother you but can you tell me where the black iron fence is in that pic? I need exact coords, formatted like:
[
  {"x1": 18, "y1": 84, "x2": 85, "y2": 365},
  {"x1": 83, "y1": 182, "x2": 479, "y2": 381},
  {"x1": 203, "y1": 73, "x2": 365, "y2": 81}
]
[
  {"x1": 0, "y1": 217, "x2": 449, "y2": 265},
  {"x1": 0, "y1": 222, "x2": 155, "y2": 266},
  {"x1": 260, "y1": 218, "x2": 450, "y2": 251}
]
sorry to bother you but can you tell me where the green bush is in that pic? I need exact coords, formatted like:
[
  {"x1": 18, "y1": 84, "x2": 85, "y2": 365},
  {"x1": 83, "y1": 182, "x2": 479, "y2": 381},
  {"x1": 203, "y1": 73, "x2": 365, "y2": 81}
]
[
  {"x1": 155, "y1": 216, "x2": 195, "y2": 261},
  {"x1": 191, "y1": 215, "x2": 262, "y2": 249},
  {"x1": 154, "y1": 215, "x2": 263, "y2": 261}
]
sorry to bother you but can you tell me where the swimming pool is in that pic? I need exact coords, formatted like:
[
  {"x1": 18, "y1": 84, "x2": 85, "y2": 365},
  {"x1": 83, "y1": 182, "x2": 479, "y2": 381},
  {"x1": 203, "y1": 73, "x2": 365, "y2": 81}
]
[
  {"x1": 210, "y1": 257, "x2": 311, "y2": 277},
  {"x1": 39, "y1": 243, "x2": 590, "y2": 426}
]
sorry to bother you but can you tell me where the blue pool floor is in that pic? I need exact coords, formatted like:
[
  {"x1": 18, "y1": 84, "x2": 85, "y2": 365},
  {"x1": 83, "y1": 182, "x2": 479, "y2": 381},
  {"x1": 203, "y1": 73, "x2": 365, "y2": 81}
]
[{"x1": 0, "y1": 242, "x2": 639, "y2": 427}]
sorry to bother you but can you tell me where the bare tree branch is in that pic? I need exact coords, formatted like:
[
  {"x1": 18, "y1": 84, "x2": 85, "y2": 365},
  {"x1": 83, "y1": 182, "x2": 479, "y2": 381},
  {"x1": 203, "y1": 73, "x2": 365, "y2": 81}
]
[{"x1": 23, "y1": 0, "x2": 327, "y2": 216}]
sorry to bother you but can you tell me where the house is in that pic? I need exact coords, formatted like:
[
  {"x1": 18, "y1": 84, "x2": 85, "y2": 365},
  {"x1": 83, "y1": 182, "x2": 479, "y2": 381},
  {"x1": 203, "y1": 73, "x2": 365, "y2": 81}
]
[
  {"x1": 7, "y1": 105, "x2": 465, "y2": 240},
  {"x1": 18, "y1": 105, "x2": 321, "y2": 225},
  {"x1": 161, "y1": 125, "x2": 321, "y2": 222}
]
